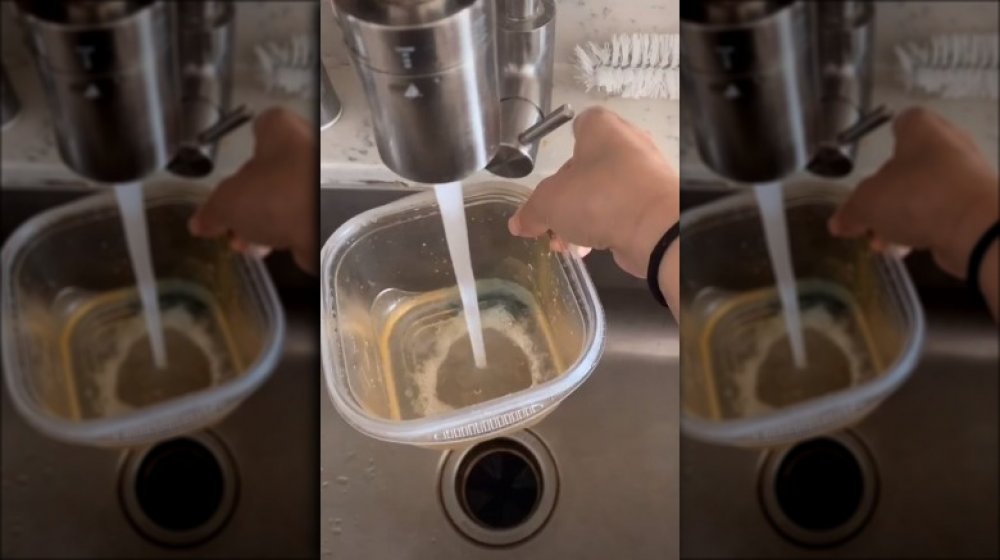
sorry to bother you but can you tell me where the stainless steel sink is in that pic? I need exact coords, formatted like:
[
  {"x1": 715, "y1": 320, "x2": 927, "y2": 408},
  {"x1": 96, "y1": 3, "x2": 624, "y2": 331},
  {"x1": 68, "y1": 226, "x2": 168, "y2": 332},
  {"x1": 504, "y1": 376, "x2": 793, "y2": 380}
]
[
  {"x1": 679, "y1": 186, "x2": 999, "y2": 559},
  {"x1": 1, "y1": 189, "x2": 318, "y2": 559},
  {"x1": 319, "y1": 186, "x2": 680, "y2": 559}
]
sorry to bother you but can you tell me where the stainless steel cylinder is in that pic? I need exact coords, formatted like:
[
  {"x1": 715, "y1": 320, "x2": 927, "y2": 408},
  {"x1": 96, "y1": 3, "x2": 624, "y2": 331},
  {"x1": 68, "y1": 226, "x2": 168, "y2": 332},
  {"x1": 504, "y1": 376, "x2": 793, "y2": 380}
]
[
  {"x1": 1, "y1": 64, "x2": 21, "y2": 129},
  {"x1": 487, "y1": 0, "x2": 555, "y2": 178},
  {"x1": 807, "y1": 1, "x2": 875, "y2": 177},
  {"x1": 681, "y1": 1, "x2": 815, "y2": 183},
  {"x1": 17, "y1": 1, "x2": 178, "y2": 183},
  {"x1": 168, "y1": 1, "x2": 235, "y2": 177},
  {"x1": 320, "y1": 63, "x2": 342, "y2": 131},
  {"x1": 334, "y1": 0, "x2": 499, "y2": 183}
]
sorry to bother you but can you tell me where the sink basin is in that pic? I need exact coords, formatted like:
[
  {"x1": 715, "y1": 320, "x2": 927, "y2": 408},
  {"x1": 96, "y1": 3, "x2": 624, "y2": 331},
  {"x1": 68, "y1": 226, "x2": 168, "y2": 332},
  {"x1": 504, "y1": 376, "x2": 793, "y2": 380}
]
[
  {"x1": 679, "y1": 185, "x2": 999, "y2": 558},
  {"x1": 1, "y1": 189, "x2": 318, "y2": 558},
  {"x1": 319, "y1": 186, "x2": 680, "y2": 559}
]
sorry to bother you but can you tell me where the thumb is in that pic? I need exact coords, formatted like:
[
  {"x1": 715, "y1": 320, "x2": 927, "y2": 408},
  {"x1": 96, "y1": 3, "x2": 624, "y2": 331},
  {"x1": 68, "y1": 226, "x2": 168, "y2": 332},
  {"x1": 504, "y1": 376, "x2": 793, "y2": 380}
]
[
  {"x1": 189, "y1": 174, "x2": 245, "y2": 238},
  {"x1": 509, "y1": 177, "x2": 562, "y2": 238},
  {"x1": 829, "y1": 178, "x2": 881, "y2": 239},
  {"x1": 828, "y1": 209, "x2": 867, "y2": 238}
]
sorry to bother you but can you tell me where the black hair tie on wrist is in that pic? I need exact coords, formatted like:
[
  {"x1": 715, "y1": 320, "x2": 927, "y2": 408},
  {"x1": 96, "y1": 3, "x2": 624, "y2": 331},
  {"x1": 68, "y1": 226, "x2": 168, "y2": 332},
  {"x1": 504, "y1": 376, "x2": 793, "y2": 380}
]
[
  {"x1": 966, "y1": 220, "x2": 1000, "y2": 300},
  {"x1": 648, "y1": 222, "x2": 680, "y2": 308}
]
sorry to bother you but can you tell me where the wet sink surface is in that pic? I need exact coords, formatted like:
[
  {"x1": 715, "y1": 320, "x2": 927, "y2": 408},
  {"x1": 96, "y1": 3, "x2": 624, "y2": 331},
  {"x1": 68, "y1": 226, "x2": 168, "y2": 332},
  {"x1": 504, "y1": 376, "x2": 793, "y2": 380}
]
[
  {"x1": 1, "y1": 189, "x2": 318, "y2": 559},
  {"x1": 679, "y1": 186, "x2": 999, "y2": 559},
  {"x1": 319, "y1": 187, "x2": 680, "y2": 559}
]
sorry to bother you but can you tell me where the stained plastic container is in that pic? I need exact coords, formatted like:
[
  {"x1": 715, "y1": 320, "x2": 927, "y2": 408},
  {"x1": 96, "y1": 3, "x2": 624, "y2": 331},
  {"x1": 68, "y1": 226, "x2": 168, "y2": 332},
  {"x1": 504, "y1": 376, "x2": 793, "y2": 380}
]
[
  {"x1": 680, "y1": 183, "x2": 925, "y2": 447},
  {"x1": 321, "y1": 181, "x2": 606, "y2": 448},
  {"x1": 1, "y1": 182, "x2": 285, "y2": 447}
]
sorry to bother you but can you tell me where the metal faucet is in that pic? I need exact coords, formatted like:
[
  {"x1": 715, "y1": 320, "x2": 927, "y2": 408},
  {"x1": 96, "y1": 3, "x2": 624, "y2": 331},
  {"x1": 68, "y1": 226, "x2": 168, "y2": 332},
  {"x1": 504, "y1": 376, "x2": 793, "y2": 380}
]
[
  {"x1": 333, "y1": 0, "x2": 571, "y2": 183},
  {"x1": 1, "y1": 63, "x2": 20, "y2": 129},
  {"x1": 14, "y1": 0, "x2": 249, "y2": 183},
  {"x1": 680, "y1": 0, "x2": 890, "y2": 183}
]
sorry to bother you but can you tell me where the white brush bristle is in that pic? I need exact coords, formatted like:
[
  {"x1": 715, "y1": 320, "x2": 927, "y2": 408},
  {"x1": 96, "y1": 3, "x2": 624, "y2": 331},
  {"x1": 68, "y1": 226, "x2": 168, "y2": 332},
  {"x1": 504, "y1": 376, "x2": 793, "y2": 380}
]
[
  {"x1": 255, "y1": 35, "x2": 315, "y2": 98},
  {"x1": 895, "y1": 33, "x2": 998, "y2": 99},
  {"x1": 575, "y1": 33, "x2": 680, "y2": 100}
]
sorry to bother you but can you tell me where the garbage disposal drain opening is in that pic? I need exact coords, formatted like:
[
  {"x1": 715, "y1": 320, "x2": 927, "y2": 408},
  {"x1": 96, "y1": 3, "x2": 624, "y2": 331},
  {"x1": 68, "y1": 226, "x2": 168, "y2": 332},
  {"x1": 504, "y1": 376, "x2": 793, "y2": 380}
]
[
  {"x1": 759, "y1": 431, "x2": 878, "y2": 548},
  {"x1": 120, "y1": 431, "x2": 238, "y2": 547},
  {"x1": 458, "y1": 441, "x2": 541, "y2": 530},
  {"x1": 440, "y1": 430, "x2": 558, "y2": 547}
]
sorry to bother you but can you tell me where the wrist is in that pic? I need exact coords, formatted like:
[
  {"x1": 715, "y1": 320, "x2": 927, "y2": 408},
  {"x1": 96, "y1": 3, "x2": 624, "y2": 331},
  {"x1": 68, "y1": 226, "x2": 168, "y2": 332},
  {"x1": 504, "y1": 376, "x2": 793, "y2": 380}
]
[
  {"x1": 622, "y1": 189, "x2": 678, "y2": 278},
  {"x1": 938, "y1": 189, "x2": 999, "y2": 278}
]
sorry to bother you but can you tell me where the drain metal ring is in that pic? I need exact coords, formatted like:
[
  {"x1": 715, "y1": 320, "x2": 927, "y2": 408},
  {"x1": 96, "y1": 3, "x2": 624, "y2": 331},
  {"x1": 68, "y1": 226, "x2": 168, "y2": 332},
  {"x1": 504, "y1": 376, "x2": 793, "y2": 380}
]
[
  {"x1": 759, "y1": 431, "x2": 878, "y2": 548},
  {"x1": 439, "y1": 430, "x2": 558, "y2": 547},
  {"x1": 119, "y1": 431, "x2": 238, "y2": 547}
]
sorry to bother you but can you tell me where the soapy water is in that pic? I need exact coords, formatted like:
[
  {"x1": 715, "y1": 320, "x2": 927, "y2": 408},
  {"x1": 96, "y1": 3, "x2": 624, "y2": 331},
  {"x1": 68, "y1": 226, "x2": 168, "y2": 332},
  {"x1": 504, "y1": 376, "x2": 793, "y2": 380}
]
[
  {"x1": 373, "y1": 278, "x2": 560, "y2": 420},
  {"x1": 726, "y1": 305, "x2": 867, "y2": 418},
  {"x1": 690, "y1": 281, "x2": 878, "y2": 420},
  {"x1": 405, "y1": 304, "x2": 548, "y2": 417},
  {"x1": 434, "y1": 182, "x2": 487, "y2": 368},
  {"x1": 115, "y1": 183, "x2": 168, "y2": 369},
  {"x1": 753, "y1": 182, "x2": 807, "y2": 369},
  {"x1": 80, "y1": 303, "x2": 231, "y2": 418}
]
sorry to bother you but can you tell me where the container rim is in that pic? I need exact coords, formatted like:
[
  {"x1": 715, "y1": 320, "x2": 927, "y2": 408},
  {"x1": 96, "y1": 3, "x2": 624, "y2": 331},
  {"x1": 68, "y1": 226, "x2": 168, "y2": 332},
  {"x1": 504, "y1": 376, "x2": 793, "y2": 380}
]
[
  {"x1": 320, "y1": 181, "x2": 607, "y2": 445},
  {"x1": 1, "y1": 182, "x2": 286, "y2": 445},
  {"x1": 678, "y1": 182, "x2": 927, "y2": 445}
]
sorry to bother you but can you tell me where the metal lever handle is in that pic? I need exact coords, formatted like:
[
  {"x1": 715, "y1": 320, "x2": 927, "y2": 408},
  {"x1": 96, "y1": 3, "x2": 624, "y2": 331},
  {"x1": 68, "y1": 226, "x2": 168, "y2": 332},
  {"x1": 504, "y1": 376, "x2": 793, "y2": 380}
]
[
  {"x1": 837, "y1": 104, "x2": 893, "y2": 145},
  {"x1": 519, "y1": 104, "x2": 574, "y2": 145},
  {"x1": 197, "y1": 104, "x2": 254, "y2": 144},
  {"x1": 168, "y1": 105, "x2": 253, "y2": 177},
  {"x1": 807, "y1": 105, "x2": 893, "y2": 178}
]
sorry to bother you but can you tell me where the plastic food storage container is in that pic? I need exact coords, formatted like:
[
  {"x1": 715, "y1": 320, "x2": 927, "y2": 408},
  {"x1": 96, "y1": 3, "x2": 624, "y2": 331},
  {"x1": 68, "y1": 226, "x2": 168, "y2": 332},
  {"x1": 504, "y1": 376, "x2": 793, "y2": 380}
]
[
  {"x1": 680, "y1": 183, "x2": 925, "y2": 447},
  {"x1": 1, "y1": 182, "x2": 285, "y2": 447},
  {"x1": 321, "y1": 181, "x2": 606, "y2": 448}
]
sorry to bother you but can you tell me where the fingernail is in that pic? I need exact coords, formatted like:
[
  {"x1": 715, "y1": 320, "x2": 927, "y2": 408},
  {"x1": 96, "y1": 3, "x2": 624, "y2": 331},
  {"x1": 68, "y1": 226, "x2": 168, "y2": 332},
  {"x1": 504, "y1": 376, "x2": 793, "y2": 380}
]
[
  {"x1": 188, "y1": 215, "x2": 202, "y2": 235},
  {"x1": 249, "y1": 244, "x2": 272, "y2": 259},
  {"x1": 827, "y1": 215, "x2": 841, "y2": 235},
  {"x1": 230, "y1": 236, "x2": 247, "y2": 252},
  {"x1": 508, "y1": 214, "x2": 522, "y2": 236}
]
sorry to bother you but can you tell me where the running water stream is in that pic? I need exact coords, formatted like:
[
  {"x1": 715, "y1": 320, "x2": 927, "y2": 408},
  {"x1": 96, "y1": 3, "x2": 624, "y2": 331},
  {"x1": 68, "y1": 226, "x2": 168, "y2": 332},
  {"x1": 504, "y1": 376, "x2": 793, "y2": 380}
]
[
  {"x1": 753, "y1": 182, "x2": 807, "y2": 369},
  {"x1": 114, "y1": 183, "x2": 167, "y2": 369},
  {"x1": 434, "y1": 182, "x2": 488, "y2": 369}
]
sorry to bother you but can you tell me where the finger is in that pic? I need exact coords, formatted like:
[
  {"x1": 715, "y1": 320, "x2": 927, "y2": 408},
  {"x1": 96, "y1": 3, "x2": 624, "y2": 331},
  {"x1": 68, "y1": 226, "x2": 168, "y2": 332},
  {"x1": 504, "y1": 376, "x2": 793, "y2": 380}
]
[
  {"x1": 830, "y1": 167, "x2": 902, "y2": 238},
  {"x1": 188, "y1": 213, "x2": 228, "y2": 238},
  {"x1": 190, "y1": 175, "x2": 244, "y2": 238},
  {"x1": 893, "y1": 106, "x2": 932, "y2": 138},
  {"x1": 511, "y1": 176, "x2": 564, "y2": 238},
  {"x1": 869, "y1": 236, "x2": 889, "y2": 252},
  {"x1": 572, "y1": 105, "x2": 610, "y2": 136},
  {"x1": 828, "y1": 206, "x2": 869, "y2": 238},
  {"x1": 230, "y1": 235, "x2": 249, "y2": 252},
  {"x1": 248, "y1": 244, "x2": 273, "y2": 259},
  {"x1": 888, "y1": 244, "x2": 912, "y2": 259},
  {"x1": 252, "y1": 107, "x2": 308, "y2": 158},
  {"x1": 571, "y1": 106, "x2": 623, "y2": 159}
]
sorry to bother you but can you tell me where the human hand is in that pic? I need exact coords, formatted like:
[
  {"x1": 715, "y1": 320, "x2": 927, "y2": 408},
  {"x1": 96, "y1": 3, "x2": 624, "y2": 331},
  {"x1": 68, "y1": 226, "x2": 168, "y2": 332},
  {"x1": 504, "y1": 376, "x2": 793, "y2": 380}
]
[
  {"x1": 188, "y1": 107, "x2": 317, "y2": 274},
  {"x1": 829, "y1": 107, "x2": 999, "y2": 279},
  {"x1": 508, "y1": 106, "x2": 679, "y2": 279}
]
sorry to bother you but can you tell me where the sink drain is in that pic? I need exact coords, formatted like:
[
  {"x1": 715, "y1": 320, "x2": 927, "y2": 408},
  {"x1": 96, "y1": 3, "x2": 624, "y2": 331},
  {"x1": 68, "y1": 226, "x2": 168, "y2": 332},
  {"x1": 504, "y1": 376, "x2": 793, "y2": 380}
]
[
  {"x1": 440, "y1": 430, "x2": 558, "y2": 546},
  {"x1": 759, "y1": 431, "x2": 877, "y2": 548},
  {"x1": 120, "y1": 431, "x2": 238, "y2": 547}
]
